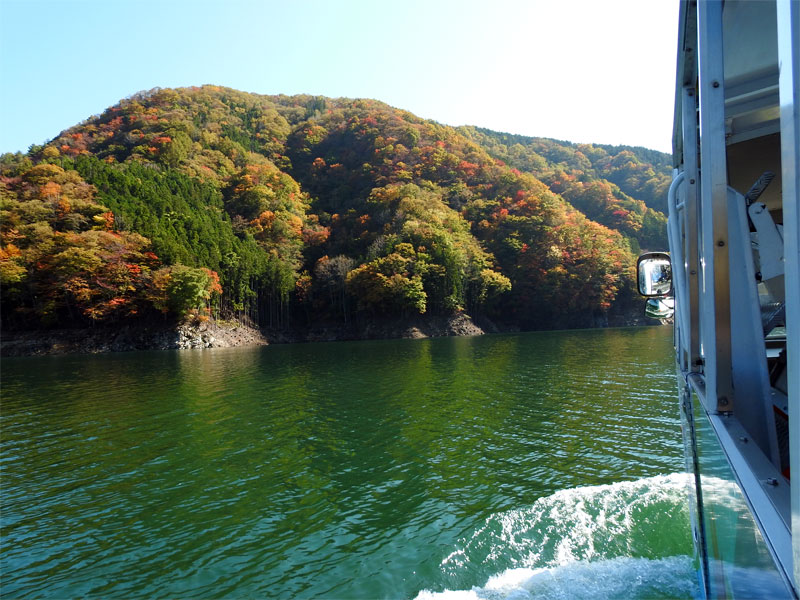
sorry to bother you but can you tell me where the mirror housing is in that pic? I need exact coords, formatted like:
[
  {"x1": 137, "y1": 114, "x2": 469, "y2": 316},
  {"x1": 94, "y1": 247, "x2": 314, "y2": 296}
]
[{"x1": 637, "y1": 252, "x2": 672, "y2": 297}]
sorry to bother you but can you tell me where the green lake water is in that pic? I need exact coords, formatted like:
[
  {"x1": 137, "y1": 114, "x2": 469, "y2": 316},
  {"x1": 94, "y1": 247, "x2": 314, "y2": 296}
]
[{"x1": 0, "y1": 326, "x2": 698, "y2": 598}]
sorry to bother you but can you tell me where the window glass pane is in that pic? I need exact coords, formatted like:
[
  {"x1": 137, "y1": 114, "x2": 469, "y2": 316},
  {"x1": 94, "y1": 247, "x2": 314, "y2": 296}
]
[{"x1": 691, "y1": 394, "x2": 789, "y2": 598}]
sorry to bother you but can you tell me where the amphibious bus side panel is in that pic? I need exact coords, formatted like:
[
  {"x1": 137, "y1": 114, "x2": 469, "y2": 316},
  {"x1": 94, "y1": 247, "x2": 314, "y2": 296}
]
[{"x1": 664, "y1": 1, "x2": 799, "y2": 597}]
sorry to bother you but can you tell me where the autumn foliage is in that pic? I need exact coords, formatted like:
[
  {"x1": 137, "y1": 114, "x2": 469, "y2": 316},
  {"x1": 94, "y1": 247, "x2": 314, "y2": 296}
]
[
  {"x1": 1, "y1": 86, "x2": 670, "y2": 331},
  {"x1": 1, "y1": 164, "x2": 221, "y2": 326}
]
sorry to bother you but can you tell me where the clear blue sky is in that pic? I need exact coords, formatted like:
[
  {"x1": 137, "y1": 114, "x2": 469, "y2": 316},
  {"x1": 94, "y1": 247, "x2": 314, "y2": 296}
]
[{"x1": 0, "y1": 0, "x2": 678, "y2": 155}]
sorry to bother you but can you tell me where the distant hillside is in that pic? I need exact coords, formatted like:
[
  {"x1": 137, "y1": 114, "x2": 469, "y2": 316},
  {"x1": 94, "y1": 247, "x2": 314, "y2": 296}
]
[
  {"x1": 1, "y1": 86, "x2": 670, "y2": 333},
  {"x1": 456, "y1": 127, "x2": 670, "y2": 251}
]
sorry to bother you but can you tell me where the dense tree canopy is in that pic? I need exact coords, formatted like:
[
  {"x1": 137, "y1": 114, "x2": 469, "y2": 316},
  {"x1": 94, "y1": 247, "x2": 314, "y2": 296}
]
[
  {"x1": 456, "y1": 127, "x2": 670, "y2": 252},
  {"x1": 1, "y1": 86, "x2": 670, "y2": 331},
  {"x1": 0, "y1": 162, "x2": 222, "y2": 327}
]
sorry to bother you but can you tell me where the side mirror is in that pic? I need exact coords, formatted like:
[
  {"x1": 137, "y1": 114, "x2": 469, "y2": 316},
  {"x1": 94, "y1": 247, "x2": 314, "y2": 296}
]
[{"x1": 637, "y1": 252, "x2": 672, "y2": 297}]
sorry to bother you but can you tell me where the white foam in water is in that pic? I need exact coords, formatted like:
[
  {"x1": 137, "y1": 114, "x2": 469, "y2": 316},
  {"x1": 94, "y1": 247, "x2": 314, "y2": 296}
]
[
  {"x1": 416, "y1": 556, "x2": 697, "y2": 600},
  {"x1": 451, "y1": 473, "x2": 692, "y2": 568},
  {"x1": 418, "y1": 474, "x2": 700, "y2": 600}
]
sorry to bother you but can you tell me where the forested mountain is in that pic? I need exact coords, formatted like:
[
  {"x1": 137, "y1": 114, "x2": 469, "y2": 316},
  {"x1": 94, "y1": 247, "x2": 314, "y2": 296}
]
[
  {"x1": 456, "y1": 127, "x2": 670, "y2": 251},
  {"x1": 0, "y1": 86, "x2": 671, "y2": 332}
]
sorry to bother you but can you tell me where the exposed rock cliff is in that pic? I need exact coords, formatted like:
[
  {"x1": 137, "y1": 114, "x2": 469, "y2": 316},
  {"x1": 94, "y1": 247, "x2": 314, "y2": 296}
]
[{"x1": 0, "y1": 320, "x2": 267, "y2": 357}]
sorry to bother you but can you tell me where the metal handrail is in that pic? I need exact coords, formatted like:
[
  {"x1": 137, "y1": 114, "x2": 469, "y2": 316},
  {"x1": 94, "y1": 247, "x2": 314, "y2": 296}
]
[{"x1": 667, "y1": 171, "x2": 690, "y2": 360}]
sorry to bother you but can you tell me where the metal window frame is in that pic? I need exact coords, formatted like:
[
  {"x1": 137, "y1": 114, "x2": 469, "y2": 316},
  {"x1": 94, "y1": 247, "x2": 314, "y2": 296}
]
[
  {"x1": 682, "y1": 85, "x2": 703, "y2": 372},
  {"x1": 697, "y1": 0, "x2": 734, "y2": 414},
  {"x1": 776, "y1": 0, "x2": 800, "y2": 590}
]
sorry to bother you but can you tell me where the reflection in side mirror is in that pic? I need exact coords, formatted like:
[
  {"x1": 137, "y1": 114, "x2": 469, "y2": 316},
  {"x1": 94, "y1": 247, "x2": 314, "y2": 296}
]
[
  {"x1": 645, "y1": 297, "x2": 675, "y2": 321},
  {"x1": 637, "y1": 252, "x2": 672, "y2": 297}
]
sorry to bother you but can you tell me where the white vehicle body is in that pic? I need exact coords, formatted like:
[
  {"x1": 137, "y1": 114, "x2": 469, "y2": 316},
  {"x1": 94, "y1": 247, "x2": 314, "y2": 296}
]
[{"x1": 649, "y1": 0, "x2": 799, "y2": 596}]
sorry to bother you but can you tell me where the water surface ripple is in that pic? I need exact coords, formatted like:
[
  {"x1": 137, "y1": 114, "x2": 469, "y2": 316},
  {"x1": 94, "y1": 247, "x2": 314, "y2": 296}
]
[{"x1": 1, "y1": 327, "x2": 689, "y2": 598}]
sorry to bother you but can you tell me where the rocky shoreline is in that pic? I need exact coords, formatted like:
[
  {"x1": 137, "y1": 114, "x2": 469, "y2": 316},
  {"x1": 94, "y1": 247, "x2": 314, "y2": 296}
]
[
  {"x1": 293, "y1": 312, "x2": 487, "y2": 343},
  {"x1": 0, "y1": 320, "x2": 268, "y2": 357},
  {"x1": 0, "y1": 313, "x2": 486, "y2": 357},
  {"x1": 0, "y1": 311, "x2": 660, "y2": 358}
]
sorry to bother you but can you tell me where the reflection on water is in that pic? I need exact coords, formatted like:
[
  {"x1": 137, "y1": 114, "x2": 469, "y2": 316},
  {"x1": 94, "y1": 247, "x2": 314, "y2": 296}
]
[{"x1": 1, "y1": 327, "x2": 688, "y2": 598}]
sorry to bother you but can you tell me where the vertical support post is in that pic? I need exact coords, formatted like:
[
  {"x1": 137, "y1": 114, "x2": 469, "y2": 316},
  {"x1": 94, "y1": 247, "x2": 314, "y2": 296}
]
[
  {"x1": 777, "y1": 0, "x2": 800, "y2": 591},
  {"x1": 682, "y1": 86, "x2": 702, "y2": 372},
  {"x1": 697, "y1": 0, "x2": 734, "y2": 413}
]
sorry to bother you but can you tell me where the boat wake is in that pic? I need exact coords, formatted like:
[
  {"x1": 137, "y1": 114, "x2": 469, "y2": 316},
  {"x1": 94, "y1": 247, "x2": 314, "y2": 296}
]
[
  {"x1": 417, "y1": 474, "x2": 700, "y2": 599},
  {"x1": 416, "y1": 555, "x2": 697, "y2": 600}
]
